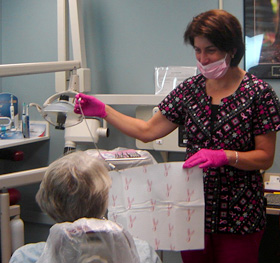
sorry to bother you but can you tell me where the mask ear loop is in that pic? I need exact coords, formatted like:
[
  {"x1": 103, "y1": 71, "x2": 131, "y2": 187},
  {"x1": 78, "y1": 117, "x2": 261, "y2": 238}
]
[{"x1": 77, "y1": 98, "x2": 116, "y2": 171}]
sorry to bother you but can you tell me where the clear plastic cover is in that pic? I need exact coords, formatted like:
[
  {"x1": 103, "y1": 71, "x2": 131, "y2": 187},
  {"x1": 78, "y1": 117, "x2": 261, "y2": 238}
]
[
  {"x1": 42, "y1": 101, "x2": 82, "y2": 128},
  {"x1": 154, "y1": 66, "x2": 197, "y2": 95},
  {"x1": 36, "y1": 218, "x2": 140, "y2": 263}
]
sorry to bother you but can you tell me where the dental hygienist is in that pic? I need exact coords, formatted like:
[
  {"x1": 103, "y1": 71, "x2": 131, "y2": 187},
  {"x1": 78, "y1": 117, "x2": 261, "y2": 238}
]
[{"x1": 74, "y1": 9, "x2": 280, "y2": 263}]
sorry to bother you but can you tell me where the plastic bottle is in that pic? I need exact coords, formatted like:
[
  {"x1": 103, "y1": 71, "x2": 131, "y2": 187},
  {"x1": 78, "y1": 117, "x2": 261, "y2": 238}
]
[
  {"x1": 10, "y1": 95, "x2": 15, "y2": 129},
  {"x1": 22, "y1": 103, "x2": 30, "y2": 138}
]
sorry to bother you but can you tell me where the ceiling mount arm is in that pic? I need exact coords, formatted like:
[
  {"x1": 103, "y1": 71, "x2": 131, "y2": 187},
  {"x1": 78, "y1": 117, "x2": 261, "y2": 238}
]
[
  {"x1": 56, "y1": 0, "x2": 91, "y2": 93},
  {"x1": 0, "y1": 61, "x2": 81, "y2": 78}
]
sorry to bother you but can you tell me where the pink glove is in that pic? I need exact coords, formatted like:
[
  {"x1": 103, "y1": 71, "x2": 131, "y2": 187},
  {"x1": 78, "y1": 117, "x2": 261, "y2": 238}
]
[
  {"x1": 183, "y1": 149, "x2": 229, "y2": 169},
  {"x1": 74, "y1": 93, "x2": 107, "y2": 118}
]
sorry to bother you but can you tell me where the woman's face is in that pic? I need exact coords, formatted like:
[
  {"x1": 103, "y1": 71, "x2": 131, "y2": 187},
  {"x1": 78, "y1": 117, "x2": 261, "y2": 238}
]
[{"x1": 194, "y1": 36, "x2": 231, "y2": 66}]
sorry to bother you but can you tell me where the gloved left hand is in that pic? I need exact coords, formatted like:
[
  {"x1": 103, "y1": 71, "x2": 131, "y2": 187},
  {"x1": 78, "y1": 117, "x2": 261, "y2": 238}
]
[{"x1": 183, "y1": 149, "x2": 229, "y2": 169}]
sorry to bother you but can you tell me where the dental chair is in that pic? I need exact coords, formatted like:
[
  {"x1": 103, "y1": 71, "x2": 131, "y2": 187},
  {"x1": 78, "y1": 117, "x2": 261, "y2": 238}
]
[
  {"x1": 0, "y1": 189, "x2": 24, "y2": 263},
  {"x1": 27, "y1": 218, "x2": 140, "y2": 263}
]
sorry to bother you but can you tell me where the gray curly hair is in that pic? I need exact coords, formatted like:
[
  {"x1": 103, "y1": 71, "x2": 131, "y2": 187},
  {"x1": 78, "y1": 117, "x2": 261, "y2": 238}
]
[{"x1": 36, "y1": 151, "x2": 112, "y2": 222}]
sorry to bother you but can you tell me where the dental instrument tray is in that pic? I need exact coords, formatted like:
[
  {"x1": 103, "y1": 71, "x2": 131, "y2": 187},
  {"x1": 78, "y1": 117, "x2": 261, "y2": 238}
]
[{"x1": 86, "y1": 147, "x2": 157, "y2": 170}]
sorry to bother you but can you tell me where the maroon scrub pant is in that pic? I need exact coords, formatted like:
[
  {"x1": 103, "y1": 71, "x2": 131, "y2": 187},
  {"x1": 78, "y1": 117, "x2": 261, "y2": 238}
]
[{"x1": 181, "y1": 230, "x2": 264, "y2": 263}]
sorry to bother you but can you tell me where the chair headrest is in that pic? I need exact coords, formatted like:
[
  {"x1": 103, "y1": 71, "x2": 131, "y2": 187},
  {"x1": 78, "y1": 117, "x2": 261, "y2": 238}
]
[{"x1": 36, "y1": 218, "x2": 140, "y2": 263}]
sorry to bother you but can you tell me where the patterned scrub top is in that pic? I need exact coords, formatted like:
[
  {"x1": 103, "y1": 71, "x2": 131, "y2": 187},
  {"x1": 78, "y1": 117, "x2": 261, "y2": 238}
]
[{"x1": 158, "y1": 73, "x2": 280, "y2": 234}]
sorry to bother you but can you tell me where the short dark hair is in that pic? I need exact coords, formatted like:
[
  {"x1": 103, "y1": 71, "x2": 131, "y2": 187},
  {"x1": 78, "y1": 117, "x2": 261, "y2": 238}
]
[{"x1": 184, "y1": 9, "x2": 245, "y2": 67}]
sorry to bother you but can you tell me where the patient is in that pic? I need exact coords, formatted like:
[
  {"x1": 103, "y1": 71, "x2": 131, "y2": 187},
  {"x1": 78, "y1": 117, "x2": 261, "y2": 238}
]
[{"x1": 10, "y1": 151, "x2": 161, "y2": 263}]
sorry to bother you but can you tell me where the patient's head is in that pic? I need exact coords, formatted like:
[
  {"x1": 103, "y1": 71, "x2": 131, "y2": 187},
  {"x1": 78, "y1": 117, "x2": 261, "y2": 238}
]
[{"x1": 36, "y1": 151, "x2": 112, "y2": 223}]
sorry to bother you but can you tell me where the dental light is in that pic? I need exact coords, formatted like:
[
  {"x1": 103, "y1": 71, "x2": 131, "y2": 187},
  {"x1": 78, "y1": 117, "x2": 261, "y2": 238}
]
[
  {"x1": 29, "y1": 70, "x2": 83, "y2": 130},
  {"x1": 29, "y1": 90, "x2": 82, "y2": 130}
]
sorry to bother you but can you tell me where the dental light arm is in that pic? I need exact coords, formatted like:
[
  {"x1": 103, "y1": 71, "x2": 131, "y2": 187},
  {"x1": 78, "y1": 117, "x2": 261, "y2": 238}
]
[{"x1": 0, "y1": 61, "x2": 81, "y2": 77}]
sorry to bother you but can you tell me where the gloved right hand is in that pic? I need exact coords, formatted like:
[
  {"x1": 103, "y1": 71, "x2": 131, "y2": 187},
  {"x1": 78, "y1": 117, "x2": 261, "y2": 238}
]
[{"x1": 74, "y1": 93, "x2": 107, "y2": 118}]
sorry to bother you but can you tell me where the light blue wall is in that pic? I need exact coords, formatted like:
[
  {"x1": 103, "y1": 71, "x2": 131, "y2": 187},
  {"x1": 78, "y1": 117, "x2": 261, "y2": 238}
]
[
  {"x1": 83, "y1": 0, "x2": 213, "y2": 95},
  {"x1": 1, "y1": 0, "x2": 280, "y2": 172}
]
